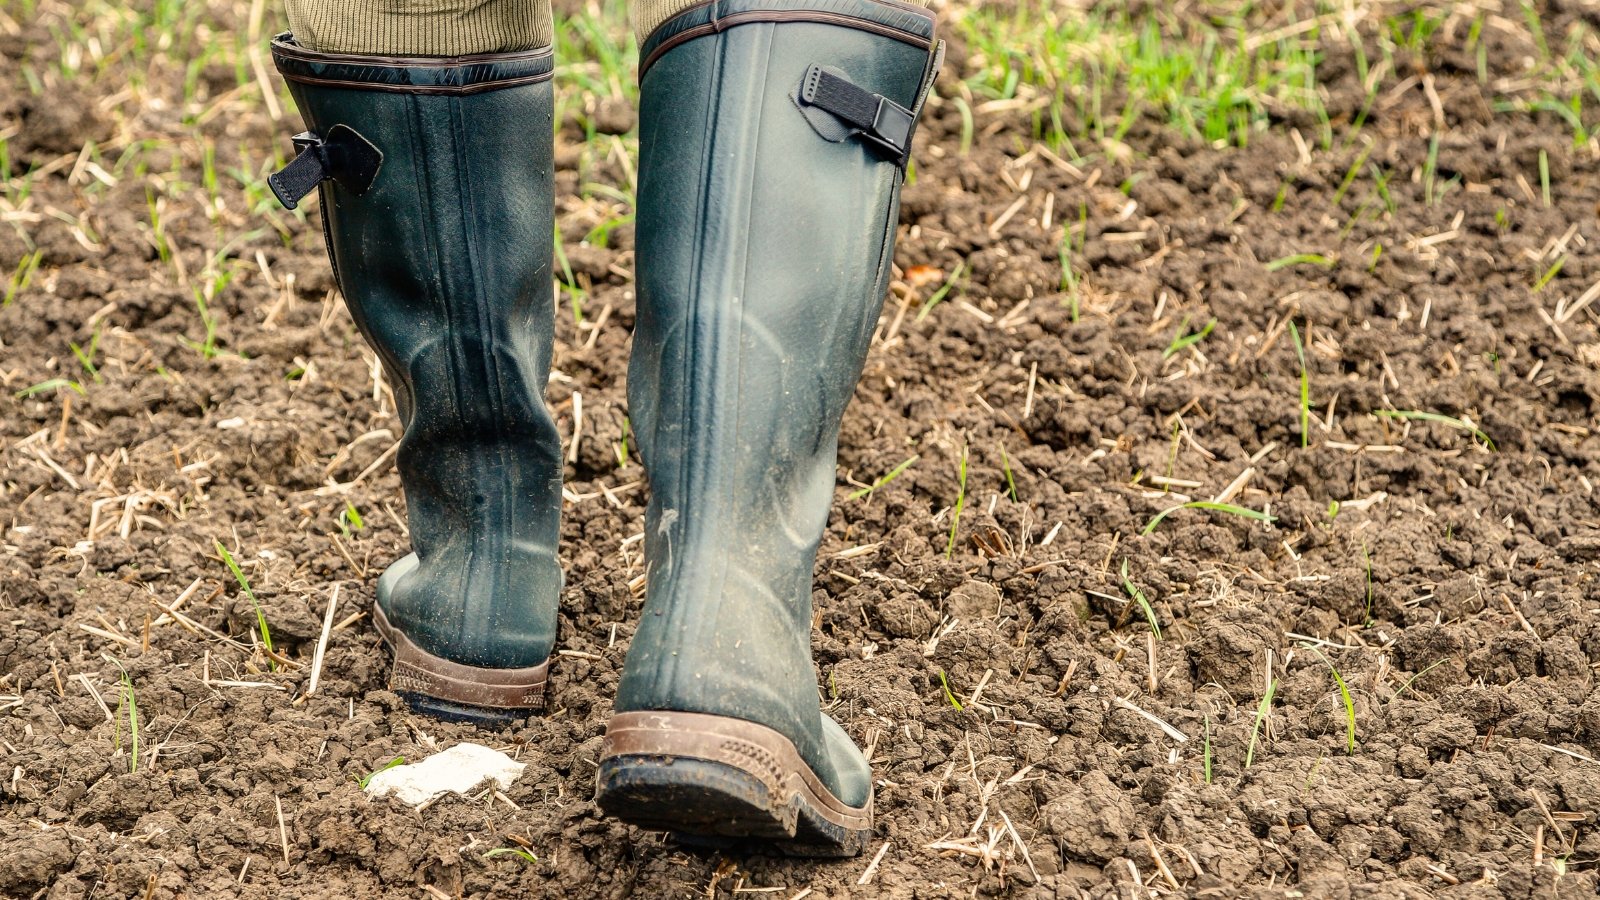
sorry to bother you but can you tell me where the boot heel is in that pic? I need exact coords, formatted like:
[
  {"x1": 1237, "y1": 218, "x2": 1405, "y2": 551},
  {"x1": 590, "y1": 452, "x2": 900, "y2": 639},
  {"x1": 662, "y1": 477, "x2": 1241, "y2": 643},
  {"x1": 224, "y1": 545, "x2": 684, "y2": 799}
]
[
  {"x1": 373, "y1": 602, "x2": 548, "y2": 725},
  {"x1": 596, "y1": 711, "x2": 872, "y2": 857}
]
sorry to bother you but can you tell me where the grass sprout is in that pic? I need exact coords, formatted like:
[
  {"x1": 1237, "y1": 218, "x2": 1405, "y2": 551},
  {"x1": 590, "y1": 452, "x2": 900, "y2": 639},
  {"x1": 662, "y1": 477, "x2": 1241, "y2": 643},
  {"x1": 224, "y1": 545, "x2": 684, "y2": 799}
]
[
  {"x1": 106, "y1": 655, "x2": 139, "y2": 774},
  {"x1": 484, "y1": 847, "x2": 538, "y2": 864},
  {"x1": 916, "y1": 261, "x2": 966, "y2": 322},
  {"x1": 938, "y1": 670, "x2": 964, "y2": 711},
  {"x1": 1374, "y1": 409, "x2": 1495, "y2": 450},
  {"x1": 216, "y1": 540, "x2": 275, "y2": 667},
  {"x1": 1289, "y1": 320, "x2": 1310, "y2": 447},
  {"x1": 1244, "y1": 675, "x2": 1278, "y2": 768},
  {"x1": 4, "y1": 249, "x2": 41, "y2": 307},
  {"x1": 999, "y1": 443, "x2": 1018, "y2": 502},
  {"x1": 1362, "y1": 541, "x2": 1374, "y2": 625},
  {"x1": 1392, "y1": 658, "x2": 1451, "y2": 701},
  {"x1": 1533, "y1": 255, "x2": 1565, "y2": 292},
  {"x1": 15, "y1": 378, "x2": 85, "y2": 400},
  {"x1": 356, "y1": 756, "x2": 405, "y2": 789},
  {"x1": 850, "y1": 454, "x2": 919, "y2": 501},
  {"x1": 1265, "y1": 253, "x2": 1335, "y2": 272},
  {"x1": 1162, "y1": 316, "x2": 1216, "y2": 359},
  {"x1": 1142, "y1": 501, "x2": 1276, "y2": 536},
  {"x1": 1305, "y1": 646, "x2": 1357, "y2": 755},
  {"x1": 945, "y1": 445, "x2": 968, "y2": 559},
  {"x1": 1120, "y1": 559, "x2": 1161, "y2": 639}
]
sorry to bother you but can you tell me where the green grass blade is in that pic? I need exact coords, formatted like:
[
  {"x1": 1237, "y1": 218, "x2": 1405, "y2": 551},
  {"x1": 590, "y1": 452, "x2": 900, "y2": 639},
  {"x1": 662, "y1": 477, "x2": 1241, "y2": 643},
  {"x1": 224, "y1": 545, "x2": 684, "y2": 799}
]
[
  {"x1": 216, "y1": 540, "x2": 275, "y2": 664},
  {"x1": 1289, "y1": 320, "x2": 1310, "y2": 447},
  {"x1": 1373, "y1": 409, "x2": 1495, "y2": 451},
  {"x1": 1244, "y1": 677, "x2": 1278, "y2": 768},
  {"x1": 1265, "y1": 253, "x2": 1335, "y2": 272},
  {"x1": 357, "y1": 755, "x2": 405, "y2": 789},
  {"x1": 1120, "y1": 559, "x2": 1161, "y2": 639},
  {"x1": 916, "y1": 262, "x2": 966, "y2": 322},
  {"x1": 938, "y1": 670, "x2": 964, "y2": 711},
  {"x1": 849, "y1": 454, "x2": 919, "y2": 501},
  {"x1": 1142, "y1": 501, "x2": 1276, "y2": 536},
  {"x1": 1305, "y1": 646, "x2": 1357, "y2": 755}
]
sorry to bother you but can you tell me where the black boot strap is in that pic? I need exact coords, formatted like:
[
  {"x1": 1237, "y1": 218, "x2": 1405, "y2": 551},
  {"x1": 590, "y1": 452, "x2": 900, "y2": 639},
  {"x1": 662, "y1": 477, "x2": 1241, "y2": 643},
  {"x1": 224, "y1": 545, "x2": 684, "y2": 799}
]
[
  {"x1": 269, "y1": 124, "x2": 384, "y2": 210},
  {"x1": 799, "y1": 65, "x2": 916, "y2": 163}
]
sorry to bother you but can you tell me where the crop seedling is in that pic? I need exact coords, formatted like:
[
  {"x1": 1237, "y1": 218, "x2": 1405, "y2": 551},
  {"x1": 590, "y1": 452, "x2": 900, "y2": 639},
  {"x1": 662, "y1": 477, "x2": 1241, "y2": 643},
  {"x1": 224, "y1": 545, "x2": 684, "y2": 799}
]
[
  {"x1": 1305, "y1": 646, "x2": 1357, "y2": 754},
  {"x1": 1265, "y1": 253, "x2": 1335, "y2": 272},
  {"x1": 69, "y1": 328, "x2": 103, "y2": 384},
  {"x1": 217, "y1": 540, "x2": 275, "y2": 669},
  {"x1": 1367, "y1": 164, "x2": 1396, "y2": 215},
  {"x1": 999, "y1": 443, "x2": 1018, "y2": 502},
  {"x1": 4, "y1": 250, "x2": 42, "y2": 308},
  {"x1": 1059, "y1": 230, "x2": 1080, "y2": 321},
  {"x1": 356, "y1": 756, "x2": 405, "y2": 789},
  {"x1": 551, "y1": 226, "x2": 585, "y2": 325},
  {"x1": 1533, "y1": 255, "x2": 1565, "y2": 292},
  {"x1": 1162, "y1": 315, "x2": 1216, "y2": 359},
  {"x1": 938, "y1": 670, "x2": 964, "y2": 710},
  {"x1": 1162, "y1": 418, "x2": 1180, "y2": 487},
  {"x1": 1362, "y1": 541, "x2": 1374, "y2": 625},
  {"x1": 1244, "y1": 674, "x2": 1278, "y2": 768},
  {"x1": 916, "y1": 261, "x2": 965, "y2": 322},
  {"x1": 1539, "y1": 149, "x2": 1551, "y2": 207},
  {"x1": 1120, "y1": 559, "x2": 1161, "y2": 639},
  {"x1": 1288, "y1": 320, "x2": 1310, "y2": 447},
  {"x1": 850, "y1": 454, "x2": 918, "y2": 501},
  {"x1": 1422, "y1": 134, "x2": 1441, "y2": 205},
  {"x1": 15, "y1": 378, "x2": 85, "y2": 400},
  {"x1": 945, "y1": 445, "x2": 968, "y2": 559},
  {"x1": 338, "y1": 502, "x2": 364, "y2": 537},
  {"x1": 483, "y1": 847, "x2": 538, "y2": 864},
  {"x1": 615, "y1": 417, "x2": 631, "y2": 469},
  {"x1": 1202, "y1": 714, "x2": 1213, "y2": 784},
  {"x1": 1392, "y1": 658, "x2": 1451, "y2": 702},
  {"x1": 106, "y1": 656, "x2": 140, "y2": 773},
  {"x1": 1374, "y1": 409, "x2": 1495, "y2": 450},
  {"x1": 1329, "y1": 142, "x2": 1374, "y2": 206},
  {"x1": 1142, "y1": 501, "x2": 1275, "y2": 535},
  {"x1": 1059, "y1": 203, "x2": 1088, "y2": 321}
]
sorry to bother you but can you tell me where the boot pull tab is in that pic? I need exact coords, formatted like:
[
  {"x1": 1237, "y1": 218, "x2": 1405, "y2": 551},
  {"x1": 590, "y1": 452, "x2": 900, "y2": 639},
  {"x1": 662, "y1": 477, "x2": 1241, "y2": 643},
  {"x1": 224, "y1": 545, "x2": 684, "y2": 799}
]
[
  {"x1": 268, "y1": 124, "x2": 384, "y2": 210},
  {"x1": 797, "y1": 65, "x2": 916, "y2": 166}
]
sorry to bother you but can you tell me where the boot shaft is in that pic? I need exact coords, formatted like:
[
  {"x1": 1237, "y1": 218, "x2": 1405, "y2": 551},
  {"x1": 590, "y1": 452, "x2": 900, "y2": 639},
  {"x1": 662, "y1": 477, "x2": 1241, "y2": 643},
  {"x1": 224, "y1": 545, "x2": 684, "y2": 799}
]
[
  {"x1": 272, "y1": 38, "x2": 565, "y2": 671},
  {"x1": 617, "y1": 0, "x2": 939, "y2": 803}
]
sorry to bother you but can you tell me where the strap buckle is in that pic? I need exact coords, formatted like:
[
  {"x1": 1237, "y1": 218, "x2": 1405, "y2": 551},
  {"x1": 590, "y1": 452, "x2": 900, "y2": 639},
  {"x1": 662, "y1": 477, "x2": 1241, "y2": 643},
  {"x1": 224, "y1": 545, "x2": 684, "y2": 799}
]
[
  {"x1": 269, "y1": 124, "x2": 383, "y2": 210},
  {"x1": 798, "y1": 64, "x2": 919, "y2": 165},
  {"x1": 865, "y1": 96, "x2": 915, "y2": 161}
]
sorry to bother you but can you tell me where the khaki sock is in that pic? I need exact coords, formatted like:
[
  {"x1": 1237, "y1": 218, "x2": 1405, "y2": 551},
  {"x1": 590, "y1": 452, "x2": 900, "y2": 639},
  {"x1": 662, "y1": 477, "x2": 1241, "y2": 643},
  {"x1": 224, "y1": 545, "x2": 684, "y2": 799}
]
[
  {"x1": 285, "y1": 0, "x2": 553, "y2": 56},
  {"x1": 629, "y1": 0, "x2": 933, "y2": 45}
]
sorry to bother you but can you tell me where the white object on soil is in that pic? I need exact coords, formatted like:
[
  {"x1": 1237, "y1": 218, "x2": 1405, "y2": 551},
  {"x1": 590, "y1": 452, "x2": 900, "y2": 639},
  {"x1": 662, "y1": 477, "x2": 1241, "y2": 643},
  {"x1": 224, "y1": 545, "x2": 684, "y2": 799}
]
[{"x1": 362, "y1": 742, "x2": 525, "y2": 807}]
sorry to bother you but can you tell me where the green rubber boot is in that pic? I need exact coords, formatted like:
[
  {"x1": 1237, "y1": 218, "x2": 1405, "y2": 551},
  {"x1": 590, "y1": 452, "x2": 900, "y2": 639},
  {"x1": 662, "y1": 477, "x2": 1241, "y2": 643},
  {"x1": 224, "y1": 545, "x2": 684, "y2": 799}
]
[
  {"x1": 595, "y1": 0, "x2": 941, "y2": 856},
  {"x1": 269, "y1": 37, "x2": 563, "y2": 724}
]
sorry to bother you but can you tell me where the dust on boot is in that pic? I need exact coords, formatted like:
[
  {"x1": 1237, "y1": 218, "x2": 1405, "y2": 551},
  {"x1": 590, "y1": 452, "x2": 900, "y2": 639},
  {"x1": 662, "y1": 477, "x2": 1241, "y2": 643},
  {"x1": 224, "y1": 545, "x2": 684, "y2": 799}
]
[
  {"x1": 269, "y1": 37, "x2": 564, "y2": 724},
  {"x1": 594, "y1": 0, "x2": 941, "y2": 856}
]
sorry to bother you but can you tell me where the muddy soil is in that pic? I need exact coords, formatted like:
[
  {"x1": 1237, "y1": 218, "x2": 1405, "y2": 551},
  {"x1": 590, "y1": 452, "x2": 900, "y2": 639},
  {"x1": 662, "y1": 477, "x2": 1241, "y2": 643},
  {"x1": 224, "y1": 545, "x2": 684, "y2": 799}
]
[{"x1": 4, "y1": 2, "x2": 1600, "y2": 898}]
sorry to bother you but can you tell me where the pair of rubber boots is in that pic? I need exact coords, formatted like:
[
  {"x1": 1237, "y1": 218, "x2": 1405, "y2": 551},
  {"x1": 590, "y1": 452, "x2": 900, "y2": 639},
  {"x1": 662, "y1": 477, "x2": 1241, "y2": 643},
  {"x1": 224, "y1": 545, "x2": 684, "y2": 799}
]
[{"x1": 269, "y1": 0, "x2": 940, "y2": 856}]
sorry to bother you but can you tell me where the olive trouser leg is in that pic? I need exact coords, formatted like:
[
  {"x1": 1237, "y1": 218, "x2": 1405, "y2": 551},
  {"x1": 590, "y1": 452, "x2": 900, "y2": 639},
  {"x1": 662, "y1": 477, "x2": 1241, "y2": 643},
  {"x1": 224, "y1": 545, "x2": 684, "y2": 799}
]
[
  {"x1": 285, "y1": 0, "x2": 929, "y2": 54},
  {"x1": 283, "y1": 0, "x2": 551, "y2": 54}
]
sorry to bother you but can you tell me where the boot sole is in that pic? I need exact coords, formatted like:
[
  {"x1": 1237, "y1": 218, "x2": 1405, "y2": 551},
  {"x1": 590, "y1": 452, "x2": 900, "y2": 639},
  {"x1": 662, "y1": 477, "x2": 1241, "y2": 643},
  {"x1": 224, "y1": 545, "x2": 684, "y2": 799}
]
[
  {"x1": 595, "y1": 711, "x2": 872, "y2": 857},
  {"x1": 372, "y1": 603, "x2": 547, "y2": 726}
]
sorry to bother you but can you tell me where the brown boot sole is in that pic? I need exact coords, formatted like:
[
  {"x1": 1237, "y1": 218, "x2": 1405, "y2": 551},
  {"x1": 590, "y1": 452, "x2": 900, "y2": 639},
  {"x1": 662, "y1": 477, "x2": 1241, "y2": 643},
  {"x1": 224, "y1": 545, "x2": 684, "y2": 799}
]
[
  {"x1": 372, "y1": 603, "x2": 548, "y2": 724},
  {"x1": 595, "y1": 711, "x2": 873, "y2": 857}
]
